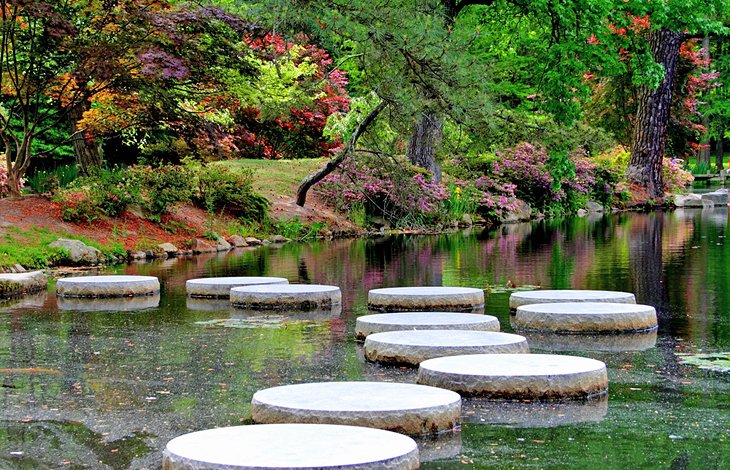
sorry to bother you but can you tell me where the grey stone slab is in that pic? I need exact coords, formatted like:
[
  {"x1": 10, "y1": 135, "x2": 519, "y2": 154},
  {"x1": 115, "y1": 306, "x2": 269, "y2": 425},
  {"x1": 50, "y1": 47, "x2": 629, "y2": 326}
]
[
  {"x1": 162, "y1": 424, "x2": 419, "y2": 469},
  {"x1": 230, "y1": 284, "x2": 341, "y2": 310},
  {"x1": 56, "y1": 275, "x2": 160, "y2": 298},
  {"x1": 252, "y1": 382, "x2": 460, "y2": 435},
  {"x1": 513, "y1": 302, "x2": 657, "y2": 333},
  {"x1": 186, "y1": 277, "x2": 289, "y2": 298},
  {"x1": 368, "y1": 287, "x2": 484, "y2": 312},
  {"x1": 509, "y1": 289, "x2": 636, "y2": 310},
  {"x1": 57, "y1": 294, "x2": 160, "y2": 312},
  {"x1": 518, "y1": 329, "x2": 657, "y2": 352},
  {"x1": 356, "y1": 312, "x2": 500, "y2": 340},
  {"x1": 701, "y1": 191, "x2": 728, "y2": 206},
  {"x1": 0, "y1": 271, "x2": 47, "y2": 297},
  {"x1": 461, "y1": 396, "x2": 608, "y2": 427},
  {"x1": 417, "y1": 353, "x2": 608, "y2": 399},
  {"x1": 363, "y1": 330, "x2": 528, "y2": 367}
]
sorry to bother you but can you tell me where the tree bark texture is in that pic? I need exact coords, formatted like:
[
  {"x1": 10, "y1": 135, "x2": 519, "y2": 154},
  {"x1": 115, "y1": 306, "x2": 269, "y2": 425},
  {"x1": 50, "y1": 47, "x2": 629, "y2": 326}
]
[
  {"x1": 296, "y1": 100, "x2": 387, "y2": 207},
  {"x1": 716, "y1": 132, "x2": 724, "y2": 170},
  {"x1": 627, "y1": 29, "x2": 684, "y2": 200},
  {"x1": 70, "y1": 101, "x2": 103, "y2": 176},
  {"x1": 406, "y1": 111, "x2": 443, "y2": 182}
]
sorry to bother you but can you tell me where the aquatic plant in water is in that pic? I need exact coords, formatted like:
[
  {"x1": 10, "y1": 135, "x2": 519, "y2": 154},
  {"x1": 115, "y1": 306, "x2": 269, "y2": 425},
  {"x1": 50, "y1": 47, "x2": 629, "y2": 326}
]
[{"x1": 677, "y1": 353, "x2": 730, "y2": 373}]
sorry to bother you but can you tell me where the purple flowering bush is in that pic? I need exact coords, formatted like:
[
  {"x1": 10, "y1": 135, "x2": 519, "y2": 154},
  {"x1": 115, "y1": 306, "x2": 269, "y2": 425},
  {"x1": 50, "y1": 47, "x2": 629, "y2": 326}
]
[
  {"x1": 315, "y1": 154, "x2": 450, "y2": 227},
  {"x1": 662, "y1": 157, "x2": 694, "y2": 193}
]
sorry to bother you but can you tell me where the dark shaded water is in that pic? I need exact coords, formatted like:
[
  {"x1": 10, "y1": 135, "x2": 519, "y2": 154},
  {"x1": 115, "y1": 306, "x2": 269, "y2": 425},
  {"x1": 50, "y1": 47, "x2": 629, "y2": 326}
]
[{"x1": 1, "y1": 209, "x2": 729, "y2": 469}]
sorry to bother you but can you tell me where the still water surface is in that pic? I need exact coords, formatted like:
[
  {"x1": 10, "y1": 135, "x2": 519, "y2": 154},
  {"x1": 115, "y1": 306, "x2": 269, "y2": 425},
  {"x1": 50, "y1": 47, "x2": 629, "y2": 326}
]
[{"x1": 1, "y1": 209, "x2": 729, "y2": 469}]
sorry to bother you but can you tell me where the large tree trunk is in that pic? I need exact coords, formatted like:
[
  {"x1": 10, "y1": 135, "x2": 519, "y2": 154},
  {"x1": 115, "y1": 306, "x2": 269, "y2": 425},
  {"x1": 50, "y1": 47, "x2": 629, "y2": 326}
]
[
  {"x1": 69, "y1": 101, "x2": 102, "y2": 176},
  {"x1": 627, "y1": 29, "x2": 684, "y2": 200},
  {"x1": 406, "y1": 111, "x2": 443, "y2": 182},
  {"x1": 716, "y1": 131, "x2": 725, "y2": 171}
]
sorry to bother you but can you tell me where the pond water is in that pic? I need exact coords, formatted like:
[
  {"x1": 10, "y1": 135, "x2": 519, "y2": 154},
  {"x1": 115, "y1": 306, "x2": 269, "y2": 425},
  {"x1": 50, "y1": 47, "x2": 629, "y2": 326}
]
[{"x1": 1, "y1": 209, "x2": 729, "y2": 469}]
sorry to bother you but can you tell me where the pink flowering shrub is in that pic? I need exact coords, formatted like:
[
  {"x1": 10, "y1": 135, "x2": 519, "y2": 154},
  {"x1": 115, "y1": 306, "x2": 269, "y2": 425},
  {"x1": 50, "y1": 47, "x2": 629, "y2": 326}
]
[
  {"x1": 662, "y1": 157, "x2": 694, "y2": 193},
  {"x1": 315, "y1": 155, "x2": 449, "y2": 227}
]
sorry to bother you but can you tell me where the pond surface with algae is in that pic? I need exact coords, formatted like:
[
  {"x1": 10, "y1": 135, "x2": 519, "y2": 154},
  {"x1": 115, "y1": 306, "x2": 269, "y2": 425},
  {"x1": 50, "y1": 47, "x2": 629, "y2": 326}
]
[{"x1": 1, "y1": 209, "x2": 729, "y2": 468}]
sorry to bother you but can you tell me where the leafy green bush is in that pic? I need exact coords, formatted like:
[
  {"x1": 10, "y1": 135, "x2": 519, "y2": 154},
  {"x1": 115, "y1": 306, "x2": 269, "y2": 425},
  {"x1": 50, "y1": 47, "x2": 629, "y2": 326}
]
[
  {"x1": 129, "y1": 165, "x2": 195, "y2": 220},
  {"x1": 55, "y1": 167, "x2": 137, "y2": 222},
  {"x1": 194, "y1": 164, "x2": 270, "y2": 222}
]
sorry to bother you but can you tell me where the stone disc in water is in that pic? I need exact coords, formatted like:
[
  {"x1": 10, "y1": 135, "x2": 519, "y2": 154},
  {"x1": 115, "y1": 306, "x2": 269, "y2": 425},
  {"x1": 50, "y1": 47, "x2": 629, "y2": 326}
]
[
  {"x1": 509, "y1": 289, "x2": 636, "y2": 310},
  {"x1": 186, "y1": 276, "x2": 289, "y2": 298},
  {"x1": 230, "y1": 284, "x2": 341, "y2": 310},
  {"x1": 356, "y1": 312, "x2": 500, "y2": 340},
  {"x1": 513, "y1": 302, "x2": 657, "y2": 333},
  {"x1": 251, "y1": 381, "x2": 461, "y2": 435},
  {"x1": 417, "y1": 353, "x2": 608, "y2": 399},
  {"x1": 368, "y1": 287, "x2": 484, "y2": 312},
  {"x1": 56, "y1": 275, "x2": 160, "y2": 298},
  {"x1": 162, "y1": 424, "x2": 419, "y2": 469},
  {"x1": 519, "y1": 329, "x2": 658, "y2": 352},
  {"x1": 57, "y1": 294, "x2": 160, "y2": 312},
  {"x1": 363, "y1": 330, "x2": 528, "y2": 366}
]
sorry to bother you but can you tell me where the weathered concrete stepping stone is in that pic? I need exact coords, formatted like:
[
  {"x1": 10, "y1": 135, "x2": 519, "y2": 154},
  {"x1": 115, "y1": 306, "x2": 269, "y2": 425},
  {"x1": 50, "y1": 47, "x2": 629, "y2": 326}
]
[
  {"x1": 522, "y1": 330, "x2": 657, "y2": 352},
  {"x1": 57, "y1": 294, "x2": 160, "y2": 312},
  {"x1": 417, "y1": 353, "x2": 608, "y2": 399},
  {"x1": 56, "y1": 275, "x2": 160, "y2": 298},
  {"x1": 509, "y1": 289, "x2": 635, "y2": 310},
  {"x1": 162, "y1": 424, "x2": 419, "y2": 469},
  {"x1": 252, "y1": 382, "x2": 460, "y2": 435},
  {"x1": 513, "y1": 302, "x2": 657, "y2": 333},
  {"x1": 461, "y1": 396, "x2": 608, "y2": 427},
  {"x1": 230, "y1": 284, "x2": 341, "y2": 310},
  {"x1": 186, "y1": 276, "x2": 289, "y2": 298},
  {"x1": 368, "y1": 287, "x2": 484, "y2": 312},
  {"x1": 0, "y1": 271, "x2": 47, "y2": 298},
  {"x1": 364, "y1": 330, "x2": 528, "y2": 367},
  {"x1": 356, "y1": 312, "x2": 500, "y2": 340}
]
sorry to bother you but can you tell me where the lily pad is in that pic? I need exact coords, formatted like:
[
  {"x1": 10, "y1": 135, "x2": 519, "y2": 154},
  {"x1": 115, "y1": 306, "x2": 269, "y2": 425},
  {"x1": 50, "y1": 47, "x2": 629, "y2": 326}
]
[
  {"x1": 486, "y1": 284, "x2": 542, "y2": 294},
  {"x1": 677, "y1": 353, "x2": 730, "y2": 373}
]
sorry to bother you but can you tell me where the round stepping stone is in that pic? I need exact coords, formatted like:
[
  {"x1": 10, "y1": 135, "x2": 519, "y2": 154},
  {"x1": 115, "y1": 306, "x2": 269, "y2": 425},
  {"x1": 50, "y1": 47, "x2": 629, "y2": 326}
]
[
  {"x1": 355, "y1": 312, "x2": 500, "y2": 341},
  {"x1": 368, "y1": 287, "x2": 484, "y2": 312},
  {"x1": 56, "y1": 275, "x2": 160, "y2": 298},
  {"x1": 364, "y1": 330, "x2": 528, "y2": 367},
  {"x1": 57, "y1": 294, "x2": 160, "y2": 312},
  {"x1": 230, "y1": 284, "x2": 341, "y2": 310},
  {"x1": 251, "y1": 382, "x2": 460, "y2": 435},
  {"x1": 162, "y1": 424, "x2": 419, "y2": 469},
  {"x1": 513, "y1": 302, "x2": 657, "y2": 333},
  {"x1": 417, "y1": 353, "x2": 608, "y2": 399},
  {"x1": 509, "y1": 289, "x2": 635, "y2": 310},
  {"x1": 519, "y1": 330, "x2": 657, "y2": 352},
  {"x1": 186, "y1": 276, "x2": 289, "y2": 298}
]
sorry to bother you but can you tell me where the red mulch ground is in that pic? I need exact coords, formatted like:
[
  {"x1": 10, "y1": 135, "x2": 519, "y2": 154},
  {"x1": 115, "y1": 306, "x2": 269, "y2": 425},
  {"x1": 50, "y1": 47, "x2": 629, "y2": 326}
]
[{"x1": 0, "y1": 194, "x2": 359, "y2": 250}]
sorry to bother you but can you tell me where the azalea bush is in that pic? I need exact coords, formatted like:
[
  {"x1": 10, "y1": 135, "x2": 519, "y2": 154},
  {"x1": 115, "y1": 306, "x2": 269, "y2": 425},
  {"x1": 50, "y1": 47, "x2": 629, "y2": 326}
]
[
  {"x1": 315, "y1": 154, "x2": 449, "y2": 227},
  {"x1": 662, "y1": 157, "x2": 694, "y2": 193},
  {"x1": 193, "y1": 164, "x2": 269, "y2": 222}
]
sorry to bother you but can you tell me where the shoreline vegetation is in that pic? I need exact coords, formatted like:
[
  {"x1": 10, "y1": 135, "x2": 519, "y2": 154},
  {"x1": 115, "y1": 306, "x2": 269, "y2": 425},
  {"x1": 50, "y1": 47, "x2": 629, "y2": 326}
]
[{"x1": 0, "y1": 155, "x2": 701, "y2": 274}]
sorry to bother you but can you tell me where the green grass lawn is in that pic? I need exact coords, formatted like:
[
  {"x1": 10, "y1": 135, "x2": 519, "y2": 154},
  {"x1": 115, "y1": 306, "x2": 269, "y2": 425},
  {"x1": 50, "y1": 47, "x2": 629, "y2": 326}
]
[{"x1": 221, "y1": 158, "x2": 326, "y2": 200}]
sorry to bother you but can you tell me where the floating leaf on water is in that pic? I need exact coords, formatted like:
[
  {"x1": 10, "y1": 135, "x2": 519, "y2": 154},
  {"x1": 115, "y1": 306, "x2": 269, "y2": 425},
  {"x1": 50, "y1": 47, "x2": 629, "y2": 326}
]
[
  {"x1": 486, "y1": 284, "x2": 541, "y2": 294},
  {"x1": 676, "y1": 353, "x2": 730, "y2": 373}
]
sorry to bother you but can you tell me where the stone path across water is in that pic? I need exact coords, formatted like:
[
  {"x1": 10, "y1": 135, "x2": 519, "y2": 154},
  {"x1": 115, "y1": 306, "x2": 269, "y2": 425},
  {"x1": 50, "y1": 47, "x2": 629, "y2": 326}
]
[
  {"x1": 55, "y1": 275, "x2": 160, "y2": 298},
  {"x1": 417, "y1": 353, "x2": 608, "y2": 399},
  {"x1": 368, "y1": 287, "x2": 485, "y2": 312},
  {"x1": 251, "y1": 381, "x2": 461, "y2": 435},
  {"x1": 162, "y1": 424, "x2": 419, "y2": 469},
  {"x1": 509, "y1": 289, "x2": 636, "y2": 310},
  {"x1": 356, "y1": 312, "x2": 500, "y2": 340},
  {"x1": 363, "y1": 330, "x2": 528, "y2": 366},
  {"x1": 186, "y1": 276, "x2": 288, "y2": 298}
]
